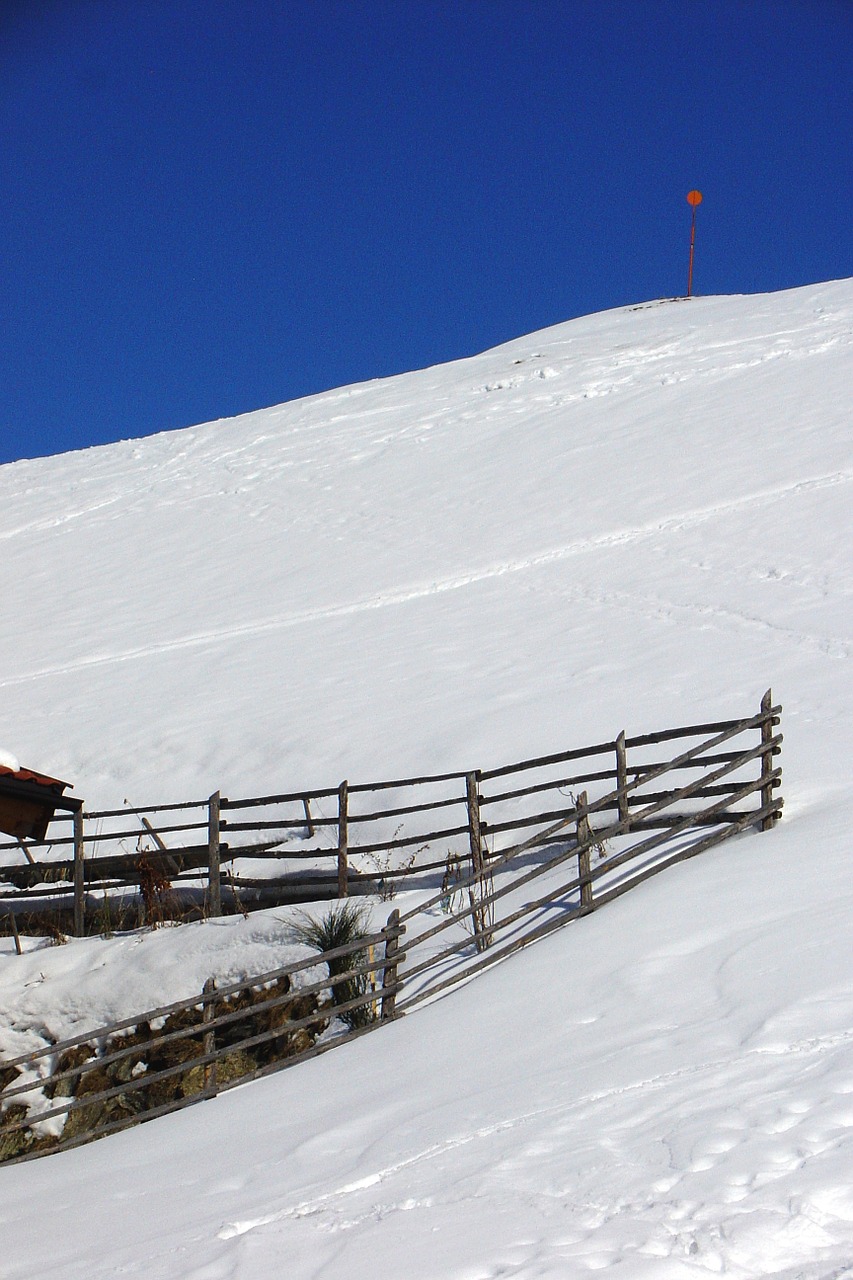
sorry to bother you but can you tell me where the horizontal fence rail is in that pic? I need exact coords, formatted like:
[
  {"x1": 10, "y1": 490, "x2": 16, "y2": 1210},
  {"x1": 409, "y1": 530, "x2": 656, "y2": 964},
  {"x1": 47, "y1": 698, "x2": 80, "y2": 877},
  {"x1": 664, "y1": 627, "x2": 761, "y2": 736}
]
[{"x1": 1, "y1": 692, "x2": 782, "y2": 1163}]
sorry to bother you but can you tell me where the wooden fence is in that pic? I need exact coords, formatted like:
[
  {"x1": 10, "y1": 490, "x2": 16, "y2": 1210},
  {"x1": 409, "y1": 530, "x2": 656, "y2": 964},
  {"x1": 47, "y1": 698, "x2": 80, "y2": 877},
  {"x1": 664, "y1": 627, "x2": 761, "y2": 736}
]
[
  {"x1": 0, "y1": 692, "x2": 783, "y2": 941},
  {"x1": 392, "y1": 690, "x2": 782, "y2": 1011},
  {"x1": 0, "y1": 916, "x2": 405, "y2": 1165},
  {"x1": 0, "y1": 693, "x2": 782, "y2": 1164}
]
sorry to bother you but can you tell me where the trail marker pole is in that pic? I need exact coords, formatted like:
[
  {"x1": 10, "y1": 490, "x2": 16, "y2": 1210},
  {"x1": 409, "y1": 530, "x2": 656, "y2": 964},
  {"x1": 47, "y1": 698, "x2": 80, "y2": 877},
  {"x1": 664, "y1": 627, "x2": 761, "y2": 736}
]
[{"x1": 686, "y1": 189, "x2": 702, "y2": 297}]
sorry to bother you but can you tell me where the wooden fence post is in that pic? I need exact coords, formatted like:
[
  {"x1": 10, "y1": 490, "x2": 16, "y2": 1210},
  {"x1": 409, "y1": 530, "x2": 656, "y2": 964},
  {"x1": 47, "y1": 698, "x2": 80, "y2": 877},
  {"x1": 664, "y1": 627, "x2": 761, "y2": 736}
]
[
  {"x1": 202, "y1": 977, "x2": 218, "y2": 1094},
  {"x1": 381, "y1": 908, "x2": 403, "y2": 1020},
  {"x1": 759, "y1": 688, "x2": 780, "y2": 831},
  {"x1": 338, "y1": 781, "x2": 349, "y2": 898},
  {"x1": 466, "y1": 771, "x2": 491, "y2": 952},
  {"x1": 73, "y1": 809, "x2": 85, "y2": 937},
  {"x1": 8, "y1": 909, "x2": 22, "y2": 956},
  {"x1": 576, "y1": 790, "x2": 594, "y2": 913},
  {"x1": 208, "y1": 792, "x2": 222, "y2": 918},
  {"x1": 302, "y1": 797, "x2": 315, "y2": 839},
  {"x1": 615, "y1": 731, "x2": 630, "y2": 829},
  {"x1": 466, "y1": 771, "x2": 483, "y2": 875}
]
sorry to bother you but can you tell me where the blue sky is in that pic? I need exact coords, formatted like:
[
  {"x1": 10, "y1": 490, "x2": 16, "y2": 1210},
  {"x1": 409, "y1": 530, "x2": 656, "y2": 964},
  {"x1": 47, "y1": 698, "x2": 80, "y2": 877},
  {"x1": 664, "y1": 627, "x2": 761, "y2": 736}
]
[{"x1": 2, "y1": 0, "x2": 851, "y2": 464}]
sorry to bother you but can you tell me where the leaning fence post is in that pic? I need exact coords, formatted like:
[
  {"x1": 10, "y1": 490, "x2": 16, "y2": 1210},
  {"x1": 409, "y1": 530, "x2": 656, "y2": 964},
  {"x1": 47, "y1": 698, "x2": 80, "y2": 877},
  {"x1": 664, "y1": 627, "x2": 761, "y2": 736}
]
[
  {"x1": 759, "y1": 688, "x2": 781, "y2": 831},
  {"x1": 381, "y1": 908, "x2": 404, "y2": 1021},
  {"x1": 73, "y1": 808, "x2": 85, "y2": 937},
  {"x1": 576, "y1": 790, "x2": 594, "y2": 913},
  {"x1": 202, "y1": 977, "x2": 218, "y2": 1094},
  {"x1": 338, "y1": 781, "x2": 349, "y2": 898},
  {"x1": 615, "y1": 731, "x2": 630, "y2": 830},
  {"x1": 208, "y1": 792, "x2": 222, "y2": 918},
  {"x1": 302, "y1": 796, "x2": 315, "y2": 839}
]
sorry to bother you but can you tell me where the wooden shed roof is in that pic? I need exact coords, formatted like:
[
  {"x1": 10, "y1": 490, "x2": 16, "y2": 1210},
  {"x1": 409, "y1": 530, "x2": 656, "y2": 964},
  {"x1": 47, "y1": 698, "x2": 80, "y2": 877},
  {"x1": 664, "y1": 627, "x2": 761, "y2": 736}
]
[{"x1": 0, "y1": 765, "x2": 81, "y2": 842}]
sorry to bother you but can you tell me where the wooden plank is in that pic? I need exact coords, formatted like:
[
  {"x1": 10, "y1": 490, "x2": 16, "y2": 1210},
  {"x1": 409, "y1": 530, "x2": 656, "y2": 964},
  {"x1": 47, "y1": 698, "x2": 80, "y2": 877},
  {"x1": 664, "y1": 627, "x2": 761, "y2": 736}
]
[
  {"x1": 576, "y1": 791, "x2": 594, "y2": 912},
  {"x1": 208, "y1": 792, "x2": 221, "y2": 918},
  {"x1": 760, "y1": 688, "x2": 781, "y2": 831},
  {"x1": 0, "y1": 1033, "x2": 223, "y2": 1135},
  {"x1": 221, "y1": 787, "x2": 339, "y2": 810},
  {"x1": 84, "y1": 820, "x2": 209, "y2": 844},
  {"x1": 621, "y1": 814, "x2": 758, "y2": 830},
  {"x1": 615, "y1": 732, "x2": 630, "y2": 828},
  {"x1": 221, "y1": 792, "x2": 466, "y2": 831},
  {"x1": 0, "y1": 965, "x2": 389, "y2": 1129},
  {"x1": 345, "y1": 793, "x2": 467, "y2": 824},
  {"x1": 8, "y1": 909, "x2": 22, "y2": 955},
  {"x1": 302, "y1": 797, "x2": 315, "y2": 838},
  {"x1": 87, "y1": 799, "x2": 209, "y2": 820},
  {"x1": 399, "y1": 922, "x2": 491, "y2": 984},
  {"x1": 624, "y1": 717, "x2": 745, "y2": 748},
  {"x1": 338, "y1": 780, "x2": 348, "y2": 898},
  {"x1": 479, "y1": 766, "x2": 617, "y2": 808},
  {"x1": 397, "y1": 839, "x2": 588, "y2": 981},
  {"x1": 73, "y1": 809, "x2": 85, "y2": 937},
  {"x1": 631, "y1": 750, "x2": 744, "y2": 773},
  {"x1": 16, "y1": 838, "x2": 36, "y2": 866},
  {"x1": 219, "y1": 843, "x2": 335, "y2": 860},
  {"x1": 202, "y1": 977, "x2": 217, "y2": 1093},
  {"x1": 0, "y1": 832, "x2": 74, "y2": 850},
  {"x1": 482, "y1": 806, "x2": 588, "y2": 837},
  {"x1": 466, "y1": 771, "x2": 491, "y2": 951},
  {"x1": 327, "y1": 822, "x2": 471, "y2": 856},
  {"x1": 397, "y1": 900, "x2": 588, "y2": 1012},
  {"x1": 479, "y1": 738, "x2": 617, "y2": 782},
  {"x1": 381, "y1": 908, "x2": 403, "y2": 1020},
  {"x1": 626, "y1": 784, "x2": 746, "y2": 804},
  {"x1": 347, "y1": 769, "x2": 469, "y2": 794},
  {"x1": 221, "y1": 816, "x2": 337, "y2": 832},
  {"x1": 0, "y1": 845, "x2": 218, "y2": 889}
]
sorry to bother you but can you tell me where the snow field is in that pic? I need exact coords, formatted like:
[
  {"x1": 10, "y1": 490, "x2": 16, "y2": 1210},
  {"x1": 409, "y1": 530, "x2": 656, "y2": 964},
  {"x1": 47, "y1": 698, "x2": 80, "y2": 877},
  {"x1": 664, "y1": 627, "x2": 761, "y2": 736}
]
[{"x1": 0, "y1": 278, "x2": 852, "y2": 1276}]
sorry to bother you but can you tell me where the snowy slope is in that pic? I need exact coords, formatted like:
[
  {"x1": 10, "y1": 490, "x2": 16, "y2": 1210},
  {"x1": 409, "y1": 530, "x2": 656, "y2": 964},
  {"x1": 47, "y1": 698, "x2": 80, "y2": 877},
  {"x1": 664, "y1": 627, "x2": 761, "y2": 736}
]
[{"x1": 1, "y1": 280, "x2": 852, "y2": 1278}]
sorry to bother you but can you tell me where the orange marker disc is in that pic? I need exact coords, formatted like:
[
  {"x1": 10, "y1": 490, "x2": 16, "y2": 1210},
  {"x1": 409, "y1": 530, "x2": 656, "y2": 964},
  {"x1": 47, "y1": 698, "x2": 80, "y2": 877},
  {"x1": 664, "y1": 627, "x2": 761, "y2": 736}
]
[{"x1": 687, "y1": 190, "x2": 703, "y2": 206}]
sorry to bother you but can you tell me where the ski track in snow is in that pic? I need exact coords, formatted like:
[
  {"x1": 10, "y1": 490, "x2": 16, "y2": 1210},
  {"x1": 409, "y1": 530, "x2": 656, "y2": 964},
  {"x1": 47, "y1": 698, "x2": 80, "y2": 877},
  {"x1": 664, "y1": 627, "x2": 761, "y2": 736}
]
[{"x1": 1, "y1": 468, "x2": 849, "y2": 690}]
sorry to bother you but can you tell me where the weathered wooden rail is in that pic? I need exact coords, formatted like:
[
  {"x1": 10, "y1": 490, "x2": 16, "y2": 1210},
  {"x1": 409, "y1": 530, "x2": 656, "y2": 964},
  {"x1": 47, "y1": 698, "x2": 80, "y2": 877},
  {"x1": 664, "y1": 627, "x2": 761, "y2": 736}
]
[{"x1": 0, "y1": 694, "x2": 782, "y2": 1164}]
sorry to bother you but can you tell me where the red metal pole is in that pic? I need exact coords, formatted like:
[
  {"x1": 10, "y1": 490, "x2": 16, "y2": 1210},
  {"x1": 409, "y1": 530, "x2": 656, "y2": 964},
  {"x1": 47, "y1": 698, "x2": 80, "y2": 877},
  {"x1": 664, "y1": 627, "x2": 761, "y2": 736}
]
[
  {"x1": 687, "y1": 204, "x2": 697, "y2": 298},
  {"x1": 686, "y1": 190, "x2": 702, "y2": 297}
]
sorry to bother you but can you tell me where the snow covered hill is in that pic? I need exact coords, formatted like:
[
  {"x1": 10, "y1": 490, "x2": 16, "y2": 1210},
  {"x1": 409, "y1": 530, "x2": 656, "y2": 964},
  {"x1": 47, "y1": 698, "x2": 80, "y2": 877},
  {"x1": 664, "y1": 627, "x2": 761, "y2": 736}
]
[{"x1": 1, "y1": 280, "x2": 852, "y2": 1278}]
